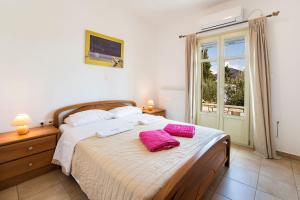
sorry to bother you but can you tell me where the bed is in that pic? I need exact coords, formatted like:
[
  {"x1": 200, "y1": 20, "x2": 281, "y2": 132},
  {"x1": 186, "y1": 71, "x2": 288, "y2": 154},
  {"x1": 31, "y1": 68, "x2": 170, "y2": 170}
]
[{"x1": 52, "y1": 100, "x2": 230, "y2": 200}]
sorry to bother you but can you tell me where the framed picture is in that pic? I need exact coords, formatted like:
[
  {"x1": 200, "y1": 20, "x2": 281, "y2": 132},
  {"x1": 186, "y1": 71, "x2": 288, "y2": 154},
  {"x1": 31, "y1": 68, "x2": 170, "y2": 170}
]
[{"x1": 85, "y1": 30, "x2": 124, "y2": 68}]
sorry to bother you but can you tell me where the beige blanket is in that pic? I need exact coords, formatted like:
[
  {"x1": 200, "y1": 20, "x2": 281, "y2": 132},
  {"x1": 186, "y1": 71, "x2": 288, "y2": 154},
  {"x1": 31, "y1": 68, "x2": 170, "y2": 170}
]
[{"x1": 71, "y1": 120, "x2": 222, "y2": 200}]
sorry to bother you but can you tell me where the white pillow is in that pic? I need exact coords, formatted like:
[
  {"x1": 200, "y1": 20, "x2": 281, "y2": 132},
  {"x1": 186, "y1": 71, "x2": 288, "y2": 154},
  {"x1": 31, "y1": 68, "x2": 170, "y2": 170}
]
[
  {"x1": 109, "y1": 106, "x2": 142, "y2": 118},
  {"x1": 64, "y1": 109, "x2": 115, "y2": 127}
]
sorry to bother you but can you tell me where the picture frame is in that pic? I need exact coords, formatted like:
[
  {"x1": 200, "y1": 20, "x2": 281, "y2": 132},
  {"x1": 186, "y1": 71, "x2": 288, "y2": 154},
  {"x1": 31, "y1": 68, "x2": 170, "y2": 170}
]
[{"x1": 85, "y1": 30, "x2": 124, "y2": 68}]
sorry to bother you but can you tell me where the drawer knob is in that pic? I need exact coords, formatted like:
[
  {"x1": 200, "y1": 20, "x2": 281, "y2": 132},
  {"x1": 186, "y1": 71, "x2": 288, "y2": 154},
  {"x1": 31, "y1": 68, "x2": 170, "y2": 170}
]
[
  {"x1": 28, "y1": 163, "x2": 33, "y2": 167},
  {"x1": 28, "y1": 146, "x2": 33, "y2": 151}
]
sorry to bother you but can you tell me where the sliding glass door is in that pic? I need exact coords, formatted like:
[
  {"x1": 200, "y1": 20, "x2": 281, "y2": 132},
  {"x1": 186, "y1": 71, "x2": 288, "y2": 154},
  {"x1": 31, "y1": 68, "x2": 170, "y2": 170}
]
[{"x1": 197, "y1": 30, "x2": 250, "y2": 146}]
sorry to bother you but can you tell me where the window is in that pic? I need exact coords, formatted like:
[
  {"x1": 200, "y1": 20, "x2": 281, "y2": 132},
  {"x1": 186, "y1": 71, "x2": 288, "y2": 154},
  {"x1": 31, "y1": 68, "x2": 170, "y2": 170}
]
[
  {"x1": 198, "y1": 31, "x2": 248, "y2": 117},
  {"x1": 224, "y1": 37, "x2": 246, "y2": 116},
  {"x1": 200, "y1": 42, "x2": 218, "y2": 113}
]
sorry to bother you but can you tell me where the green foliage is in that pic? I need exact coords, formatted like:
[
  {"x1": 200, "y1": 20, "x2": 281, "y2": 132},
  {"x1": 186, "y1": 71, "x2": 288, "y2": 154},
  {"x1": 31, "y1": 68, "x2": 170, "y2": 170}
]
[
  {"x1": 201, "y1": 48, "x2": 244, "y2": 106},
  {"x1": 201, "y1": 49, "x2": 217, "y2": 103},
  {"x1": 224, "y1": 65, "x2": 245, "y2": 106}
]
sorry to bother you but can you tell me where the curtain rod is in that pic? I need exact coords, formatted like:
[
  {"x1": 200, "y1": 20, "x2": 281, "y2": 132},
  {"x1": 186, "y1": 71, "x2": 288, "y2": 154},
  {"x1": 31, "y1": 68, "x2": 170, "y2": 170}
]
[{"x1": 179, "y1": 11, "x2": 280, "y2": 38}]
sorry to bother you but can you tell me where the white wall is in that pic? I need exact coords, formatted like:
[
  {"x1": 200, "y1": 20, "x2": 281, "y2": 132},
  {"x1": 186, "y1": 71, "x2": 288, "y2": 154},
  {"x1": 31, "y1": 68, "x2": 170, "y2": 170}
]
[
  {"x1": 0, "y1": 0, "x2": 157, "y2": 132},
  {"x1": 155, "y1": 0, "x2": 300, "y2": 156}
]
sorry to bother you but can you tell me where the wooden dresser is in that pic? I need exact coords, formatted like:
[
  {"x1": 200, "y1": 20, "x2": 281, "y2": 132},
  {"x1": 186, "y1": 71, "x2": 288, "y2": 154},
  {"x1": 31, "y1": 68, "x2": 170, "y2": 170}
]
[
  {"x1": 0, "y1": 126, "x2": 59, "y2": 189},
  {"x1": 142, "y1": 108, "x2": 166, "y2": 117}
]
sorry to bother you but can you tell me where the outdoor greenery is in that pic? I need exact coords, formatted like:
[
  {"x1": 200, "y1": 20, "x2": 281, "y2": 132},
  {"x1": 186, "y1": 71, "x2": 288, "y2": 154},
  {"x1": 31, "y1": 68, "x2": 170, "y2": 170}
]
[
  {"x1": 201, "y1": 49, "x2": 244, "y2": 106},
  {"x1": 224, "y1": 65, "x2": 245, "y2": 106}
]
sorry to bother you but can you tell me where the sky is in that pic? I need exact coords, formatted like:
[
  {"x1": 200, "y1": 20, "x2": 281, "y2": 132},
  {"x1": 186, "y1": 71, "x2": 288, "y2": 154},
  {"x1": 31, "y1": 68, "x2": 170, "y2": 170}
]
[{"x1": 202, "y1": 37, "x2": 245, "y2": 74}]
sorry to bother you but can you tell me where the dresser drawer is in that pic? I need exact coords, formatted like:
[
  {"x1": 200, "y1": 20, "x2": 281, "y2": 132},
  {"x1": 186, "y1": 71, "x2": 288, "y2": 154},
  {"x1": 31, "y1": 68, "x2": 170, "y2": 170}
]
[
  {"x1": 0, "y1": 150, "x2": 54, "y2": 182},
  {"x1": 0, "y1": 135, "x2": 56, "y2": 164}
]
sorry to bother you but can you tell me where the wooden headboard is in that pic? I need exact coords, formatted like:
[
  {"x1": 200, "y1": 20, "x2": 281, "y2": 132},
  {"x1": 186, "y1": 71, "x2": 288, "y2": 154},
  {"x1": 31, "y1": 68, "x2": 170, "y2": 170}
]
[{"x1": 53, "y1": 100, "x2": 136, "y2": 127}]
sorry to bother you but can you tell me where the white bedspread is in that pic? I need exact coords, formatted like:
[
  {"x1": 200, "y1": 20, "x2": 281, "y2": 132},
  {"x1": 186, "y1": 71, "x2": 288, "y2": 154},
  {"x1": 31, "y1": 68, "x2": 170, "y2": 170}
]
[
  {"x1": 53, "y1": 119, "x2": 135, "y2": 174},
  {"x1": 71, "y1": 119, "x2": 224, "y2": 200}
]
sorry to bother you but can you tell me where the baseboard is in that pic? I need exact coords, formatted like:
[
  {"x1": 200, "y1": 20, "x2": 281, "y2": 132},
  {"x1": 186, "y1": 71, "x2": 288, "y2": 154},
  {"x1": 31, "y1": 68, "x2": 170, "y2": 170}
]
[{"x1": 277, "y1": 151, "x2": 300, "y2": 161}]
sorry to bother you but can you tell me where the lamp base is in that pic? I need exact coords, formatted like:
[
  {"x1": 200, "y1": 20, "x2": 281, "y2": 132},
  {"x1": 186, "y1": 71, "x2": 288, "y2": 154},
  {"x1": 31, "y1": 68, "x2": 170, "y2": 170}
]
[
  {"x1": 16, "y1": 126, "x2": 29, "y2": 135},
  {"x1": 147, "y1": 106, "x2": 154, "y2": 111}
]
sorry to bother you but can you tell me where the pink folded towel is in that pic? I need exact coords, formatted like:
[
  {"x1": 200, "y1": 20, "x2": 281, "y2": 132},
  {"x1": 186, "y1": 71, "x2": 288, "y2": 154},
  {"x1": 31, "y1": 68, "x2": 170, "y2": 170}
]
[
  {"x1": 163, "y1": 124, "x2": 196, "y2": 138},
  {"x1": 139, "y1": 130, "x2": 180, "y2": 152}
]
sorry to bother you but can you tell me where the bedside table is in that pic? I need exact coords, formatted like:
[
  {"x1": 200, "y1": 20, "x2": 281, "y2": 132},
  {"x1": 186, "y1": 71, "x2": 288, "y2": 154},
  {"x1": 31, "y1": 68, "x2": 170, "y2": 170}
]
[
  {"x1": 143, "y1": 108, "x2": 166, "y2": 117},
  {"x1": 0, "y1": 126, "x2": 59, "y2": 189}
]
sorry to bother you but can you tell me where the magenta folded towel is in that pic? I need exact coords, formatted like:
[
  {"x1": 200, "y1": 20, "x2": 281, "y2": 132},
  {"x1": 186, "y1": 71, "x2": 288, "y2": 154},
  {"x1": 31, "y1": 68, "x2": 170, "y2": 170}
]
[
  {"x1": 163, "y1": 124, "x2": 196, "y2": 138},
  {"x1": 139, "y1": 130, "x2": 180, "y2": 152}
]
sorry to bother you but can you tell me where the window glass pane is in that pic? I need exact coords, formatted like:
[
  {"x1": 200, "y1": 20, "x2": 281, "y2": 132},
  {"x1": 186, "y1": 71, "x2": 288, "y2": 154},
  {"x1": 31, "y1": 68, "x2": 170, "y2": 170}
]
[
  {"x1": 224, "y1": 59, "x2": 246, "y2": 116},
  {"x1": 201, "y1": 61, "x2": 218, "y2": 113},
  {"x1": 224, "y1": 37, "x2": 245, "y2": 58},
  {"x1": 201, "y1": 42, "x2": 217, "y2": 60}
]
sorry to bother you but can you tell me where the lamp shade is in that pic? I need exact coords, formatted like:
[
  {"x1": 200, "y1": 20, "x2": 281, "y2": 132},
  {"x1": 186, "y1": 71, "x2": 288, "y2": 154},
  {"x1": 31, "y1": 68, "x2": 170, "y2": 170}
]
[
  {"x1": 147, "y1": 99, "x2": 155, "y2": 106},
  {"x1": 11, "y1": 114, "x2": 32, "y2": 126}
]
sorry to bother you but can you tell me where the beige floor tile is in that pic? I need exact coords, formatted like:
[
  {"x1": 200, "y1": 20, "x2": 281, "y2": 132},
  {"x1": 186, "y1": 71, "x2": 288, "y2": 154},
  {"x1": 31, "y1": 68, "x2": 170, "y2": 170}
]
[
  {"x1": 260, "y1": 164, "x2": 295, "y2": 185},
  {"x1": 255, "y1": 190, "x2": 282, "y2": 200},
  {"x1": 237, "y1": 149, "x2": 263, "y2": 163},
  {"x1": 211, "y1": 193, "x2": 231, "y2": 200},
  {"x1": 18, "y1": 170, "x2": 61, "y2": 199},
  {"x1": 257, "y1": 174, "x2": 298, "y2": 200},
  {"x1": 292, "y1": 160, "x2": 300, "y2": 175},
  {"x1": 294, "y1": 173, "x2": 300, "y2": 188},
  {"x1": 60, "y1": 175, "x2": 88, "y2": 200},
  {"x1": 225, "y1": 165, "x2": 258, "y2": 188},
  {"x1": 216, "y1": 177, "x2": 256, "y2": 200},
  {"x1": 231, "y1": 156, "x2": 261, "y2": 172},
  {"x1": 21, "y1": 183, "x2": 70, "y2": 200},
  {"x1": 262, "y1": 158, "x2": 292, "y2": 171},
  {"x1": 57, "y1": 171, "x2": 88, "y2": 200},
  {"x1": 0, "y1": 186, "x2": 18, "y2": 200}
]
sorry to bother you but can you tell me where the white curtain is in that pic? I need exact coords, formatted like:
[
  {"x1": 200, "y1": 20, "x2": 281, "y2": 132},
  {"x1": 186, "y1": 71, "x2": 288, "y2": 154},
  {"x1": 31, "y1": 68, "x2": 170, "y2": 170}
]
[
  {"x1": 185, "y1": 34, "x2": 198, "y2": 124},
  {"x1": 249, "y1": 17, "x2": 277, "y2": 158}
]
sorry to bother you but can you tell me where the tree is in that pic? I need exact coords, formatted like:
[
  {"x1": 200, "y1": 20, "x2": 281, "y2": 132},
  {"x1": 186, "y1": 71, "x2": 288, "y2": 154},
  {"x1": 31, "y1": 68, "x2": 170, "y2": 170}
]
[
  {"x1": 224, "y1": 65, "x2": 245, "y2": 106},
  {"x1": 201, "y1": 49, "x2": 217, "y2": 103}
]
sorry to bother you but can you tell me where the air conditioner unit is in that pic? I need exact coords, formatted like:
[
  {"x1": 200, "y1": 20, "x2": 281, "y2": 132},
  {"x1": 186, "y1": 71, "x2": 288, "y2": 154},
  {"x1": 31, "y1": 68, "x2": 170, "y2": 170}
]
[{"x1": 200, "y1": 6, "x2": 244, "y2": 31}]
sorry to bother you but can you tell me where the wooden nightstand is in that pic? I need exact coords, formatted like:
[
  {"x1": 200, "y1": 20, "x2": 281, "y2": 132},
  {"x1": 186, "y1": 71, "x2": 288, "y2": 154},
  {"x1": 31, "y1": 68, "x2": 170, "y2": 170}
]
[
  {"x1": 142, "y1": 108, "x2": 166, "y2": 117},
  {"x1": 0, "y1": 126, "x2": 59, "y2": 189}
]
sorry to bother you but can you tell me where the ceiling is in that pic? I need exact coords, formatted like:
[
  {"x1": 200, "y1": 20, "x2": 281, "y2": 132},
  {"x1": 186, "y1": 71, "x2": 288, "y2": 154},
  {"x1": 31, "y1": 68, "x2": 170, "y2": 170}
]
[{"x1": 119, "y1": 0, "x2": 230, "y2": 25}]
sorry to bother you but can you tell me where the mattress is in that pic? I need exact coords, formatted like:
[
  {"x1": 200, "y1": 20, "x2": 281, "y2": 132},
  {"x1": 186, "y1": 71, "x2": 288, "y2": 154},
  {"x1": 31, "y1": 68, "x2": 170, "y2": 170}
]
[{"x1": 70, "y1": 119, "x2": 223, "y2": 200}]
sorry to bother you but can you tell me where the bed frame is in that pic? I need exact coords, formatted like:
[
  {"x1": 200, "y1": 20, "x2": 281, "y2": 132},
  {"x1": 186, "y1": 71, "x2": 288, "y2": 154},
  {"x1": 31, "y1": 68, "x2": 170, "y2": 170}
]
[{"x1": 53, "y1": 100, "x2": 230, "y2": 200}]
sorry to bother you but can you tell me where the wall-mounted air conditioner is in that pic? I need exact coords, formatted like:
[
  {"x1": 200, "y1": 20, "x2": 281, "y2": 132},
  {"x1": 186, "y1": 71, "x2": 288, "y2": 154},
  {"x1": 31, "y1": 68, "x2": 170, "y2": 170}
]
[{"x1": 200, "y1": 6, "x2": 244, "y2": 31}]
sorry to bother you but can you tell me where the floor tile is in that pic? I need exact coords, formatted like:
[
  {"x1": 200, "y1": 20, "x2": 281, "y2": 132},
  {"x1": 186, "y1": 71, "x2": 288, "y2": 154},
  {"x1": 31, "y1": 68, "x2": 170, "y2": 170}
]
[
  {"x1": 59, "y1": 175, "x2": 88, "y2": 200},
  {"x1": 216, "y1": 177, "x2": 256, "y2": 200},
  {"x1": 225, "y1": 165, "x2": 258, "y2": 188},
  {"x1": 231, "y1": 156, "x2": 261, "y2": 173},
  {"x1": 0, "y1": 186, "x2": 18, "y2": 200},
  {"x1": 257, "y1": 174, "x2": 298, "y2": 200},
  {"x1": 260, "y1": 164, "x2": 295, "y2": 185},
  {"x1": 294, "y1": 173, "x2": 300, "y2": 189},
  {"x1": 261, "y1": 158, "x2": 292, "y2": 171},
  {"x1": 211, "y1": 193, "x2": 231, "y2": 200},
  {"x1": 18, "y1": 170, "x2": 61, "y2": 200},
  {"x1": 237, "y1": 149, "x2": 263, "y2": 163},
  {"x1": 292, "y1": 160, "x2": 300, "y2": 175},
  {"x1": 21, "y1": 183, "x2": 70, "y2": 200},
  {"x1": 255, "y1": 190, "x2": 281, "y2": 200}
]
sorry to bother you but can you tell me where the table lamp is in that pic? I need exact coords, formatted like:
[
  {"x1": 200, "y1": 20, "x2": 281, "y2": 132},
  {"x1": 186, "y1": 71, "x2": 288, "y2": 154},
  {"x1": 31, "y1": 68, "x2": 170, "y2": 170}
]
[
  {"x1": 12, "y1": 114, "x2": 32, "y2": 135},
  {"x1": 147, "y1": 99, "x2": 155, "y2": 111}
]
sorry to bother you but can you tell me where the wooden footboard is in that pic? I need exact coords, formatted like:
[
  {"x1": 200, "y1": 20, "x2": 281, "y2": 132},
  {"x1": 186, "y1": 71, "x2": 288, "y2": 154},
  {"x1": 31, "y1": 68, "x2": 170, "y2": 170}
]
[{"x1": 154, "y1": 134, "x2": 230, "y2": 200}]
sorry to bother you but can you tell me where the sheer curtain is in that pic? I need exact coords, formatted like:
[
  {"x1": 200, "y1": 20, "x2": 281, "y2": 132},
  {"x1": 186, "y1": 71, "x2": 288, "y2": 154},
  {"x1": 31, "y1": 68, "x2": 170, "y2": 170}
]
[
  {"x1": 185, "y1": 34, "x2": 198, "y2": 124},
  {"x1": 249, "y1": 17, "x2": 277, "y2": 158}
]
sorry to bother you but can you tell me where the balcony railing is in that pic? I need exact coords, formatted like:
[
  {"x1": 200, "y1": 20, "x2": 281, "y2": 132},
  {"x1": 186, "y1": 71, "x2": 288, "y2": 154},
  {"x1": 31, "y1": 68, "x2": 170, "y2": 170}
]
[{"x1": 202, "y1": 103, "x2": 245, "y2": 116}]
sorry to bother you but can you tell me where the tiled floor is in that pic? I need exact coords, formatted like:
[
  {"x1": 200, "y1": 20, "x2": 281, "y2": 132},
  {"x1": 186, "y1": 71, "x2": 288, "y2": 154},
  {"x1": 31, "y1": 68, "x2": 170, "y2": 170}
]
[{"x1": 0, "y1": 145, "x2": 299, "y2": 200}]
